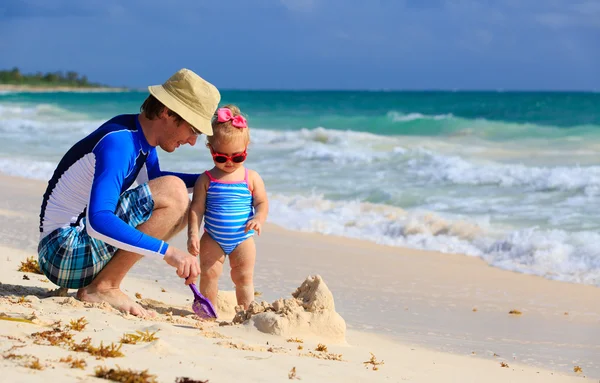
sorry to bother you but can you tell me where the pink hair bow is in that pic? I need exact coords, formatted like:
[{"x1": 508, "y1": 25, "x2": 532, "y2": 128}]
[{"x1": 217, "y1": 108, "x2": 247, "y2": 129}]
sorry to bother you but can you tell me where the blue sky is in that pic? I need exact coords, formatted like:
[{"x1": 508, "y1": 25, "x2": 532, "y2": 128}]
[{"x1": 0, "y1": 0, "x2": 598, "y2": 90}]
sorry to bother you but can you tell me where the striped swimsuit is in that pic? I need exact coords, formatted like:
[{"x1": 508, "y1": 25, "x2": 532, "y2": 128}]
[{"x1": 204, "y1": 169, "x2": 255, "y2": 255}]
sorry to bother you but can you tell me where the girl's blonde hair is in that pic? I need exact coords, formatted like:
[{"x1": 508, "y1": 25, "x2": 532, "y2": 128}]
[{"x1": 207, "y1": 104, "x2": 250, "y2": 146}]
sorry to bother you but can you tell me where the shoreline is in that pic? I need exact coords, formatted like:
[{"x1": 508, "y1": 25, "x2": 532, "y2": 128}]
[
  {"x1": 0, "y1": 173, "x2": 598, "y2": 380},
  {"x1": 0, "y1": 84, "x2": 131, "y2": 93}
]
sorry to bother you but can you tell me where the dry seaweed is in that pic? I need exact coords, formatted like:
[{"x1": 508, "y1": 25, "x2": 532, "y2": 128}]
[
  {"x1": 363, "y1": 352, "x2": 384, "y2": 370},
  {"x1": 1, "y1": 335, "x2": 26, "y2": 343},
  {"x1": 254, "y1": 291, "x2": 262, "y2": 296},
  {"x1": 297, "y1": 345, "x2": 303, "y2": 350},
  {"x1": 13, "y1": 296, "x2": 31, "y2": 304},
  {"x1": 67, "y1": 317, "x2": 88, "y2": 331},
  {"x1": 25, "y1": 357, "x2": 44, "y2": 370},
  {"x1": 574, "y1": 366, "x2": 582, "y2": 373},
  {"x1": 59, "y1": 355, "x2": 87, "y2": 369},
  {"x1": 215, "y1": 341, "x2": 264, "y2": 352},
  {"x1": 86, "y1": 341, "x2": 124, "y2": 358},
  {"x1": 303, "y1": 351, "x2": 343, "y2": 361},
  {"x1": 286, "y1": 337, "x2": 303, "y2": 343},
  {"x1": 70, "y1": 337, "x2": 92, "y2": 352},
  {"x1": 3, "y1": 353, "x2": 25, "y2": 360},
  {"x1": 31, "y1": 328, "x2": 74, "y2": 346},
  {"x1": 94, "y1": 365, "x2": 157, "y2": 383},
  {"x1": 69, "y1": 337, "x2": 124, "y2": 358},
  {"x1": 288, "y1": 367, "x2": 299, "y2": 380},
  {"x1": 7, "y1": 344, "x2": 26, "y2": 352},
  {"x1": 315, "y1": 343, "x2": 328, "y2": 352},
  {"x1": 175, "y1": 378, "x2": 209, "y2": 383},
  {"x1": 135, "y1": 293, "x2": 142, "y2": 299},
  {"x1": 119, "y1": 330, "x2": 159, "y2": 344},
  {"x1": 18, "y1": 256, "x2": 43, "y2": 274},
  {"x1": 0, "y1": 315, "x2": 36, "y2": 325},
  {"x1": 508, "y1": 309, "x2": 522, "y2": 315},
  {"x1": 266, "y1": 346, "x2": 287, "y2": 354},
  {"x1": 500, "y1": 362, "x2": 509, "y2": 368}
]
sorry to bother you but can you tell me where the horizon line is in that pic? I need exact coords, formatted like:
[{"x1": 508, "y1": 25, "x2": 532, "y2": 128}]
[{"x1": 125, "y1": 87, "x2": 599, "y2": 93}]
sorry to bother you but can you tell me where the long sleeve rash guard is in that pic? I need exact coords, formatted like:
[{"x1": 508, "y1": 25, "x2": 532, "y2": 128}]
[{"x1": 39, "y1": 114, "x2": 198, "y2": 258}]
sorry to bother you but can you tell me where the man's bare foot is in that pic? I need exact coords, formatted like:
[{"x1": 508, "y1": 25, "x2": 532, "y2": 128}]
[{"x1": 77, "y1": 287, "x2": 155, "y2": 318}]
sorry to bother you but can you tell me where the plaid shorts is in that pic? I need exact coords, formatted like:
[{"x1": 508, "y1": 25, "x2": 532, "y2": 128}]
[{"x1": 38, "y1": 183, "x2": 154, "y2": 289}]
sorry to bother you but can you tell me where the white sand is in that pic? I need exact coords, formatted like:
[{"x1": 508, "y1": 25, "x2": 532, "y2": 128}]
[{"x1": 0, "y1": 174, "x2": 598, "y2": 382}]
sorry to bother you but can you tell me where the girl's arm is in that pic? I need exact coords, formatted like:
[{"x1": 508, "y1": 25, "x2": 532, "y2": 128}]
[{"x1": 246, "y1": 170, "x2": 269, "y2": 234}]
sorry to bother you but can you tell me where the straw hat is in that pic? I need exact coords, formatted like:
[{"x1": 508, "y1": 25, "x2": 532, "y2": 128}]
[{"x1": 148, "y1": 68, "x2": 220, "y2": 136}]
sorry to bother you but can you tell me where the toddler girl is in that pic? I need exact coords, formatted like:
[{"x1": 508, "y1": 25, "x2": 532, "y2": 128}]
[{"x1": 187, "y1": 105, "x2": 269, "y2": 309}]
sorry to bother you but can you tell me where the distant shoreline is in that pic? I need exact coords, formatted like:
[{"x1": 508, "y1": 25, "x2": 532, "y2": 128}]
[{"x1": 0, "y1": 84, "x2": 131, "y2": 93}]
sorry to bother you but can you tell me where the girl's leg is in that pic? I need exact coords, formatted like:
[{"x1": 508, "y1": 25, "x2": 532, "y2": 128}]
[
  {"x1": 199, "y1": 232, "x2": 226, "y2": 306},
  {"x1": 229, "y1": 237, "x2": 256, "y2": 309}
]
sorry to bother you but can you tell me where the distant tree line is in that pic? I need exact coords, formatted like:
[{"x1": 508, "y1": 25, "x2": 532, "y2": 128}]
[{"x1": 0, "y1": 67, "x2": 108, "y2": 87}]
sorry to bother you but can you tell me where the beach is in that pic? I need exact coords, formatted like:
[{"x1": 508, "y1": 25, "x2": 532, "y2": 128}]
[{"x1": 1, "y1": 173, "x2": 598, "y2": 382}]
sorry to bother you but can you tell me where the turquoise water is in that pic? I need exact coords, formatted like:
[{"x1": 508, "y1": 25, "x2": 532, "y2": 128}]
[
  {"x1": 4, "y1": 90, "x2": 600, "y2": 131},
  {"x1": 1, "y1": 90, "x2": 599, "y2": 286}
]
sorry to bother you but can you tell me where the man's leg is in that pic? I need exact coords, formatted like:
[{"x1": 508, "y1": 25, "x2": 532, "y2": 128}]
[{"x1": 77, "y1": 176, "x2": 190, "y2": 317}]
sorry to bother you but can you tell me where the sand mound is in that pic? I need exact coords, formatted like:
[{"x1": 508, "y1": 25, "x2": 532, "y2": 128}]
[
  {"x1": 232, "y1": 275, "x2": 346, "y2": 342},
  {"x1": 216, "y1": 291, "x2": 238, "y2": 320}
]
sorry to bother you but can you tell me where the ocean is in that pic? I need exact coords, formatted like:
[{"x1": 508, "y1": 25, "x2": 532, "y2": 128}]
[{"x1": 1, "y1": 90, "x2": 599, "y2": 286}]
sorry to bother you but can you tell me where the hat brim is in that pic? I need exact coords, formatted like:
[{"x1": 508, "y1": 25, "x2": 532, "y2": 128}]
[{"x1": 148, "y1": 85, "x2": 213, "y2": 136}]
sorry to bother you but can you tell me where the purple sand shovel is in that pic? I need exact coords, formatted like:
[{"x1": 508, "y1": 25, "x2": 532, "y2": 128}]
[{"x1": 189, "y1": 283, "x2": 217, "y2": 319}]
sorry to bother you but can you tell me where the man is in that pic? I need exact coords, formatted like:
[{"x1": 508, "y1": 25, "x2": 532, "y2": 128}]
[{"x1": 37, "y1": 68, "x2": 220, "y2": 317}]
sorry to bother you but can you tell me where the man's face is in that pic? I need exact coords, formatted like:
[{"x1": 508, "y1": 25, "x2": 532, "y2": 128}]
[{"x1": 158, "y1": 109, "x2": 199, "y2": 152}]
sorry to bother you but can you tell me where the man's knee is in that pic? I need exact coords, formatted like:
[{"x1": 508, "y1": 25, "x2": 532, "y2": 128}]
[{"x1": 149, "y1": 176, "x2": 190, "y2": 213}]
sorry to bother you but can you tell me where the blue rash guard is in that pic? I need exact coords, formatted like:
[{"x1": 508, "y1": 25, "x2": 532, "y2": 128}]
[{"x1": 38, "y1": 114, "x2": 198, "y2": 258}]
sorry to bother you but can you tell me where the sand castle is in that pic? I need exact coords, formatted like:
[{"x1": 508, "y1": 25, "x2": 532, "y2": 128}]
[{"x1": 231, "y1": 275, "x2": 347, "y2": 342}]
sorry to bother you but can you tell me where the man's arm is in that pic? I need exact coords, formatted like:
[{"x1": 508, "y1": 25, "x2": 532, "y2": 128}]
[
  {"x1": 145, "y1": 149, "x2": 199, "y2": 189},
  {"x1": 86, "y1": 134, "x2": 168, "y2": 257}
]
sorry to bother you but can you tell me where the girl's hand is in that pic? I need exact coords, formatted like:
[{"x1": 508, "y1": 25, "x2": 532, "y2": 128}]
[
  {"x1": 187, "y1": 235, "x2": 200, "y2": 256},
  {"x1": 245, "y1": 219, "x2": 262, "y2": 235}
]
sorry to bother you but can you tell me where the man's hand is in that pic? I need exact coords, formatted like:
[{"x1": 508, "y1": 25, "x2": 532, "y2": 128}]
[
  {"x1": 187, "y1": 235, "x2": 200, "y2": 256},
  {"x1": 163, "y1": 246, "x2": 200, "y2": 285}
]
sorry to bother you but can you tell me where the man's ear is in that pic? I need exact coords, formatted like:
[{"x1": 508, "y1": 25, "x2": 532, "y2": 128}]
[{"x1": 160, "y1": 107, "x2": 170, "y2": 120}]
